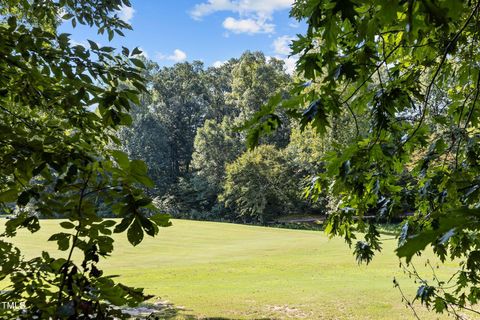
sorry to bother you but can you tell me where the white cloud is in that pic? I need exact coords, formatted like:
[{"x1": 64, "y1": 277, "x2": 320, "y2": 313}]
[
  {"x1": 70, "y1": 39, "x2": 88, "y2": 48},
  {"x1": 190, "y1": 0, "x2": 235, "y2": 20},
  {"x1": 190, "y1": 0, "x2": 293, "y2": 34},
  {"x1": 212, "y1": 60, "x2": 227, "y2": 68},
  {"x1": 273, "y1": 35, "x2": 294, "y2": 55},
  {"x1": 266, "y1": 55, "x2": 297, "y2": 75},
  {"x1": 289, "y1": 22, "x2": 299, "y2": 28},
  {"x1": 223, "y1": 17, "x2": 274, "y2": 34},
  {"x1": 156, "y1": 49, "x2": 188, "y2": 63},
  {"x1": 170, "y1": 49, "x2": 187, "y2": 62},
  {"x1": 117, "y1": 5, "x2": 135, "y2": 23},
  {"x1": 190, "y1": 0, "x2": 293, "y2": 19},
  {"x1": 269, "y1": 35, "x2": 298, "y2": 75}
]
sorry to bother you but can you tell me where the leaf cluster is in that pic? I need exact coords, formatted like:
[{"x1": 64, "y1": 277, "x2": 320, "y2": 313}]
[
  {"x1": 245, "y1": 0, "x2": 480, "y2": 315},
  {"x1": 0, "y1": 1, "x2": 170, "y2": 318}
]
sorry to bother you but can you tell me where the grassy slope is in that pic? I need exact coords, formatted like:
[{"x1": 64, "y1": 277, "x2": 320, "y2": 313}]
[{"x1": 1, "y1": 219, "x2": 463, "y2": 319}]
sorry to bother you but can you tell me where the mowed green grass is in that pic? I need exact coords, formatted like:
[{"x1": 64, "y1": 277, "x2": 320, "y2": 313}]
[{"x1": 0, "y1": 219, "x2": 465, "y2": 319}]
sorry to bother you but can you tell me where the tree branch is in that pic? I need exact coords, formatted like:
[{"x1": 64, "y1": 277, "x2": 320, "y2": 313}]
[
  {"x1": 55, "y1": 172, "x2": 91, "y2": 318},
  {"x1": 400, "y1": 1, "x2": 480, "y2": 149}
]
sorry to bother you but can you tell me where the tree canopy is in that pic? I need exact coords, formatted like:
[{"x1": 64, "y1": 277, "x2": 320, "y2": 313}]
[
  {"x1": 0, "y1": 1, "x2": 170, "y2": 318},
  {"x1": 118, "y1": 52, "x2": 310, "y2": 223},
  {"x1": 5, "y1": 0, "x2": 480, "y2": 317},
  {"x1": 246, "y1": 0, "x2": 480, "y2": 316}
]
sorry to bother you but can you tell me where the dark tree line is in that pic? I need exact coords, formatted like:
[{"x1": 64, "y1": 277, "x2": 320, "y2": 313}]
[{"x1": 118, "y1": 51, "x2": 326, "y2": 224}]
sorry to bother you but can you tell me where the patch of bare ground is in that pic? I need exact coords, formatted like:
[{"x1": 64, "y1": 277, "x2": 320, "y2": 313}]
[{"x1": 264, "y1": 304, "x2": 312, "y2": 319}]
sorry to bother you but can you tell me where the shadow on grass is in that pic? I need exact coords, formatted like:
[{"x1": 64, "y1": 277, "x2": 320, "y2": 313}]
[
  {"x1": 146, "y1": 311, "x2": 276, "y2": 320},
  {"x1": 129, "y1": 301, "x2": 276, "y2": 320}
]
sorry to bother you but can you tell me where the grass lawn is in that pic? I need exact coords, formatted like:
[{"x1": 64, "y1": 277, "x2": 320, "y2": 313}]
[{"x1": 0, "y1": 218, "x2": 467, "y2": 319}]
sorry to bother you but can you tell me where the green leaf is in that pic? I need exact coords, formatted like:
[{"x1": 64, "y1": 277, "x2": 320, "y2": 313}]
[
  {"x1": 139, "y1": 216, "x2": 157, "y2": 237},
  {"x1": 149, "y1": 213, "x2": 172, "y2": 227},
  {"x1": 130, "y1": 58, "x2": 145, "y2": 69},
  {"x1": 100, "y1": 220, "x2": 116, "y2": 228},
  {"x1": 58, "y1": 236, "x2": 71, "y2": 251},
  {"x1": 7, "y1": 16, "x2": 16, "y2": 29},
  {"x1": 114, "y1": 215, "x2": 134, "y2": 233},
  {"x1": 48, "y1": 233, "x2": 71, "y2": 251},
  {"x1": 111, "y1": 150, "x2": 130, "y2": 170},
  {"x1": 129, "y1": 160, "x2": 154, "y2": 187},
  {"x1": 17, "y1": 191, "x2": 30, "y2": 206},
  {"x1": 62, "y1": 13, "x2": 74, "y2": 20},
  {"x1": 301, "y1": 99, "x2": 329, "y2": 135},
  {"x1": 87, "y1": 40, "x2": 99, "y2": 50},
  {"x1": 0, "y1": 189, "x2": 18, "y2": 202},
  {"x1": 129, "y1": 160, "x2": 147, "y2": 175},
  {"x1": 97, "y1": 236, "x2": 114, "y2": 254},
  {"x1": 115, "y1": 29, "x2": 125, "y2": 37},
  {"x1": 60, "y1": 221, "x2": 75, "y2": 229},
  {"x1": 131, "y1": 47, "x2": 142, "y2": 56},
  {"x1": 135, "y1": 198, "x2": 152, "y2": 207},
  {"x1": 127, "y1": 219, "x2": 144, "y2": 246},
  {"x1": 396, "y1": 208, "x2": 475, "y2": 262},
  {"x1": 434, "y1": 297, "x2": 447, "y2": 313}
]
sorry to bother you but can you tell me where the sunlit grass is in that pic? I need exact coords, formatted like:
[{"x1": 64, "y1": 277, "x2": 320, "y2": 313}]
[{"x1": 1, "y1": 218, "x2": 466, "y2": 319}]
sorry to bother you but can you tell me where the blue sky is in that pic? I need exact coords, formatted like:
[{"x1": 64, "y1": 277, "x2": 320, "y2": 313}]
[{"x1": 59, "y1": 0, "x2": 305, "y2": 73}]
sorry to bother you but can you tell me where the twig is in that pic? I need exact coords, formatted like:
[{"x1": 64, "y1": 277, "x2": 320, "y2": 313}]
[
  {"x1": 393, "y1": 276, "x2": 422, "y2": 320},
  {"x1": 55, "y1": 172, "x2": 91, "y2": 318},
  {"x1": 0, "y1": 105, "x2": 35, "y2": 129},
  {"x1": 345, "y1": 101, "x2": 359, "y2": 137},
  {"x1": 462, "y1": 68, "x2": 480, "y2": 129},
  {"x1": 341, "y1": 43, "x2": 401, "y2": 105}
]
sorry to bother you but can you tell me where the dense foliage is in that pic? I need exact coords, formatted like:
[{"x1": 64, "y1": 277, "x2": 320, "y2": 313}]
[
  {"x1": 0, "y1": 1, "x2": 170, "y2": 318},
  {"x1": 119, "y1": 52, "x2": 324, "y2": 223},
  {"x1": 220, "y1": 145, "x2": 299, "y2": 223},
  {"x1": 246, "y1": 0, "x2": 480, "y2": 316},
  {"x1": 6, "y1": 0, "x2": 477, "y2": 317}
]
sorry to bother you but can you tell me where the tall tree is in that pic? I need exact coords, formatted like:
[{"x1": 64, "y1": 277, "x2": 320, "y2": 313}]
[
  {"x1": 152, "y1": 61, "x2": 209, "y2": 180},
  {"x1": 0, "y1": 1, "x2": 170, "y2": 318},
  {"x1": 117, "y1": 60, "x2": 173, "y2": 194},
  {"x1": 189, "y1": 117, "x2": 245, "y2": 213},
  {"x1": 229, "y1": 51, "x2": 292, "y2": 148},
  {"x1": 187, "y1": 52, "x2": 293, "y2": 216},
  {"x1": 117, "y1": 103, "x2": 171, "y2": 194},
  {"x1": 229, "y1": 52, "x2": 289, "y2": 119},
  {"x1": 204, "y1": 60, "x2": 238, "y2": 121}
]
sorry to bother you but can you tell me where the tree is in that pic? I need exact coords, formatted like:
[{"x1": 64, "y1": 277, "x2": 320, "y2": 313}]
[
  {"x1": 228, "y1": 51, "x2": 292, "y2": 148},
  {"x1": 0, "y1": 1, "x2": 170, "y2": 318},
  {"x1": 248, "y1": 0, "x2": 480, "y2": 316},
  {"x1": 118, "y1": 104, "x2": 172, "y2": 194},
  {"x1": 117, "y1": 61, "x2": 172, "y2": 195},
  {"x1": 183, "y1": 52, "x2": 294, "y2": 219},
  {"x1": 284, "y1": 123, "x2": 330, "y2": 214},
  {"x1": 190, "y1": 117, "x2": 245, "y2": 211},
  {"x1": 118, "y1": 52, "x2": 295, "y2": 221},
  {"x1": 220, "y1": 145, "x2": 300, "y2": 224},
  {"x1": 203, "y1": 60, "x2": 238, "y2": 121},
  {"x1": 151, "y1": 61, "x2": 209, "y2": 180}
]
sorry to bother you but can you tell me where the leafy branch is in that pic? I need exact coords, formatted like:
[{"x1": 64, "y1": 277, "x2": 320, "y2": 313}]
[{"x1": 400, "y1": 1, "x2": 480, "y2": 148}]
